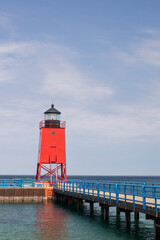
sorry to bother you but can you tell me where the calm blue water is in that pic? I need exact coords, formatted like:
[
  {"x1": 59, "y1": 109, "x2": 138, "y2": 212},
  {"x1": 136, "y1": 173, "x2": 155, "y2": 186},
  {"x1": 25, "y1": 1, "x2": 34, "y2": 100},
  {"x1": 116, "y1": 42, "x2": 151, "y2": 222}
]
[
  {"x1": 1, "y1": 175, "x2": 160, "y2": 183},
  {"x1": 0, "y1": 175, "x2": 159, "y2": 240}
]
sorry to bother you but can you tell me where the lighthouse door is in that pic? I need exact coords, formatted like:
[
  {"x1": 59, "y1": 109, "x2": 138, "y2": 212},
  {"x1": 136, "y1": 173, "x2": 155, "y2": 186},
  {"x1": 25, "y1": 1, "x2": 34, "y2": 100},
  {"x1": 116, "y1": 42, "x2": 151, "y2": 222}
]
[{"x1": 50, "y1": 146, "x2": 56, "y2": 163}]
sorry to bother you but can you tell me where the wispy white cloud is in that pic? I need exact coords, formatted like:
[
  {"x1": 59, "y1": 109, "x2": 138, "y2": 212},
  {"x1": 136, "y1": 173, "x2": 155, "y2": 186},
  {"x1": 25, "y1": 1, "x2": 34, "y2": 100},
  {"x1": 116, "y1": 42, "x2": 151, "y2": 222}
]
[
  {"x1": 0, "y1": 41, "x2": 113, "y2": 98},
  {"x1": 0, "y1": 41, "x2": 113, "y2": 145},
  {"x1": 115, "y1": 29, "x2": 160, "y2": 67},
  {"x1": 65, "y1": 103, "x2": 160, "y2": 144},
  {"x1": 0, "y1": 37, "x2": 160, "y2": 147},
  {"x1": 43, "y1": 61, "x2": 113, "y2": 101},
  {"x1": 0, "y1": 13, "x2": 15, "y2": 35},
  {"x1": 0, "y1": 42, "x2": 37, "y2": 82},
  {"x1": 135, "y1": 39, "x2": 160, "y2": 66},
  {"x1": 142, "y1": 28, "x2": 160, "y2": 35}
]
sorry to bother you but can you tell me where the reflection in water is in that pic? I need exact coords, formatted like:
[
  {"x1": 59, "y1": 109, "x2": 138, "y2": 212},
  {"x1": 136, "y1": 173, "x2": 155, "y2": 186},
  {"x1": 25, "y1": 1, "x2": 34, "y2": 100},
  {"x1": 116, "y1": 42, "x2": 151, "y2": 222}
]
[
  {"x1": 36, "y1": 202, "x2": 68, "y2": 240},
  {"x1": 0, "y1": 202, "x2": 156, "y2": 240}
]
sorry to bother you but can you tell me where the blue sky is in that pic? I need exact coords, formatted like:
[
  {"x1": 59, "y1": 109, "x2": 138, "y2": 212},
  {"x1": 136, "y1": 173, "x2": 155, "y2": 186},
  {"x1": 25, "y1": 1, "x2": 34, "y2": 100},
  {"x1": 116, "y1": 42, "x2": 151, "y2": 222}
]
[{"x1": 0, "y1": 1, "x2": 160, "y2": 175}]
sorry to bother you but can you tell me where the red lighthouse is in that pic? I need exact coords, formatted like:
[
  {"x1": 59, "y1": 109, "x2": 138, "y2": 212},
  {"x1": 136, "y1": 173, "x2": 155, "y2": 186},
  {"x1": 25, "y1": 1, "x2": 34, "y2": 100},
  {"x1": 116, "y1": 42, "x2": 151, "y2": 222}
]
[{"x1": 36, "y1": 104, "x2": 67, "y2": 182}]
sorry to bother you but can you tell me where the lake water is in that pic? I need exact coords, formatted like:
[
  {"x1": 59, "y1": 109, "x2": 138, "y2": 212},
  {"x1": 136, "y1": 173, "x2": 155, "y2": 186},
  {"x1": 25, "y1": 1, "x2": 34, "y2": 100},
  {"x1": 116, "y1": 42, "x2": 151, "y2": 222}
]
[{"x1": 0, "y1": 175, "x2": 159, "y2": 240}]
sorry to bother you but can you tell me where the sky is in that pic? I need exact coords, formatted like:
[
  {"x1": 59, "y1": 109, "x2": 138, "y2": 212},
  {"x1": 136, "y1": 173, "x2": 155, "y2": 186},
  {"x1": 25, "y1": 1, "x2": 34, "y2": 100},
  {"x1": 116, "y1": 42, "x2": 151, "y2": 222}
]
[{"x1": 0, "y1": 0, "x2": 160, "y2": 175}]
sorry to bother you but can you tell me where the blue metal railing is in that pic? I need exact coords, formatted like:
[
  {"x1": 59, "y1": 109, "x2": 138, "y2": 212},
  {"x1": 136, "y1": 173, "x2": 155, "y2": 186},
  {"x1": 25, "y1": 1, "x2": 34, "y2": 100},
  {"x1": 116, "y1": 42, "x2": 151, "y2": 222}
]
[
  {"x1": 55, "y1": 180, "x2": 160, "y2": 212},
  {"x1": 0, "y1": 179, "x2": 45, "y2": 188}
]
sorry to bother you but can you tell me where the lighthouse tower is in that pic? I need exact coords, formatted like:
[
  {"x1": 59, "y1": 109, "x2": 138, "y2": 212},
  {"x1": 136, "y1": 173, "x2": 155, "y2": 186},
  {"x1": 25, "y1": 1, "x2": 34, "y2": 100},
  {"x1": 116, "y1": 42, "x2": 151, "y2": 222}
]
[{"x1": 36, "y1": 104, "x2": 67, "y2": 182}]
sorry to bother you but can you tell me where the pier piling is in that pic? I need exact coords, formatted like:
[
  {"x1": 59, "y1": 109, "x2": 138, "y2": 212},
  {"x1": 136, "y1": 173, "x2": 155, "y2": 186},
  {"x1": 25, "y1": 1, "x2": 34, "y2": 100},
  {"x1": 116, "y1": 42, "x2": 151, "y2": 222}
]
[
  {"x1": 154, "y1": 218, "x2": 160, "y2": 239},
  {"x1": 90, "y1": 202, "x2": 94, "y2": 215},
  {"x1": 134, "y1": 211, "x2": 139, "y2": 221},
  {"x1": 116, "y1": 207, "x2": 121, "y2": 215},
  {"x1": 125, "y1": 211, "x2": 131, "y2": 228},
  {"x1": 104, "y1": 206, "x2": 109, "y2": 221}
]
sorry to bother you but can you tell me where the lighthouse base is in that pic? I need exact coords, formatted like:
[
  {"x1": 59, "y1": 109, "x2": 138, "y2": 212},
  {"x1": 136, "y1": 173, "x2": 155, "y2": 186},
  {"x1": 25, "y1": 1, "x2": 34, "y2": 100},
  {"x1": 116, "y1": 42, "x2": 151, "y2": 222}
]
[{"x1": 36, "y1": 163, "x2": 67, "y2": 183}]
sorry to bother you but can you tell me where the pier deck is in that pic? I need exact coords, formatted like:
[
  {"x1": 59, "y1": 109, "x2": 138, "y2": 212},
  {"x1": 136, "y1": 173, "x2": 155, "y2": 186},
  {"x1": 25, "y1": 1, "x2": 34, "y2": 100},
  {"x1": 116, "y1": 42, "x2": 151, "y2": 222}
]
[{"x1": 54, "y1": 180, "x2": 160, "y2": 238}]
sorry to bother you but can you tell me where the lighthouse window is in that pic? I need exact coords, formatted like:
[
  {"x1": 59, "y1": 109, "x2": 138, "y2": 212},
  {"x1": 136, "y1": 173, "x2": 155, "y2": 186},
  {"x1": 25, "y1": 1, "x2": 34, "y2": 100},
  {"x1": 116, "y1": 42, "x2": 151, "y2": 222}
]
[
  {"x1": 52, "y1": 132, "x2": 55, "y2": 135},
  {"x1": 44, "y1": 113, "x2": 60, "y2": 121}
]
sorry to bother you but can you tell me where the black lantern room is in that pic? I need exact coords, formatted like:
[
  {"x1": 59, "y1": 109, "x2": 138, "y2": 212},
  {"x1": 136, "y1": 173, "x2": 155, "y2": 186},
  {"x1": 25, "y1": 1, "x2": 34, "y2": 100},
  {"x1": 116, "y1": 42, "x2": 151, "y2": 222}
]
[{"x1": 44, "y1": 104, "x2": 61, "y2": 128}]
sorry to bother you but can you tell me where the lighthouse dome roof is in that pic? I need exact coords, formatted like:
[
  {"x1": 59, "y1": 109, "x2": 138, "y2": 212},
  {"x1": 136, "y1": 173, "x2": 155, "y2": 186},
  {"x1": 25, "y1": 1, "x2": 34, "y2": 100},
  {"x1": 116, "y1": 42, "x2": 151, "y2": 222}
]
[{"x1": 44, "y1": 104, "x2": 61, "y2": 114}]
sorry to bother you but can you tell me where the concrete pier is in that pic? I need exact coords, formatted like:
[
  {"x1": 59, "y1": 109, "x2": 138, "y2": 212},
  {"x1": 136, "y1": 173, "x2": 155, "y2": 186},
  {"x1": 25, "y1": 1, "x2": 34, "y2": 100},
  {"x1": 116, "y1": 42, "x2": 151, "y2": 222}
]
[{"x1": 0, "y1": 188, "x2": 46, "y2": 202}]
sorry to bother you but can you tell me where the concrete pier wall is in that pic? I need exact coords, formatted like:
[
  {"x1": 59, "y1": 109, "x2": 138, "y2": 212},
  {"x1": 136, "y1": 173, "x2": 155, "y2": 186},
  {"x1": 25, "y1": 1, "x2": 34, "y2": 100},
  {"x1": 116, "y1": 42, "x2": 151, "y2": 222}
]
[{"x1": 0, "y1": 188, "x2": 46, "y2": 202}]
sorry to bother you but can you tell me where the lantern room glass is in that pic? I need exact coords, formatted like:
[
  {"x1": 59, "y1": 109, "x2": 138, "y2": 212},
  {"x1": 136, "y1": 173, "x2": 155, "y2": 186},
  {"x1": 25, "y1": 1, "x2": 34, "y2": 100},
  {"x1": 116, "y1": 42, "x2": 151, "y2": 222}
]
[{"x1": 44, "y1": 113, "x2": 60, "y2": 121}]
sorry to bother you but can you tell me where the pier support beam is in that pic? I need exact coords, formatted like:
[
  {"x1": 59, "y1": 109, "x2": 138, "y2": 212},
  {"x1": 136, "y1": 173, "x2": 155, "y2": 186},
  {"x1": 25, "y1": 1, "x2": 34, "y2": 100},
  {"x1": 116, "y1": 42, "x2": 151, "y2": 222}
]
[
  {"x1": 60, "y1": 194, "x2": 64, "y2": 204},
  {"x1": 77, "y1": 199, "x2": 83, "y2": 211},
  {"x1": 101, "y1": 206, "x2": 104, "y2": 215},
  {"x1": 134, "y1": 211, "x2": 139, "y2": 221},
  {"x1": 55, "y1": 194, "x2": 60, "y2": 203},
  {"x1": 154, "y1": 218, "x2": 160, "y2": 239},
  {"x1": 90, "y1": 202, "x2": 94, "y2": 215},
  {"x1": 146, "y1": 214, "x2": 155, "y2": 220},
  {"x1": 116, "y1": 207, "x2": 121, "y2": 215},
  {"x1": 77, "y1": 199, "x2": 80, "y2": 211},
  {"x1": 104, "y1": 206, "x2": 109, "y2": 221},
  {"x1": 125, "y1": 211, "x2": 131, "y2": 228},
  {"x1": 68, "y1": 197, "x2": 73, "y2": 207}
]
